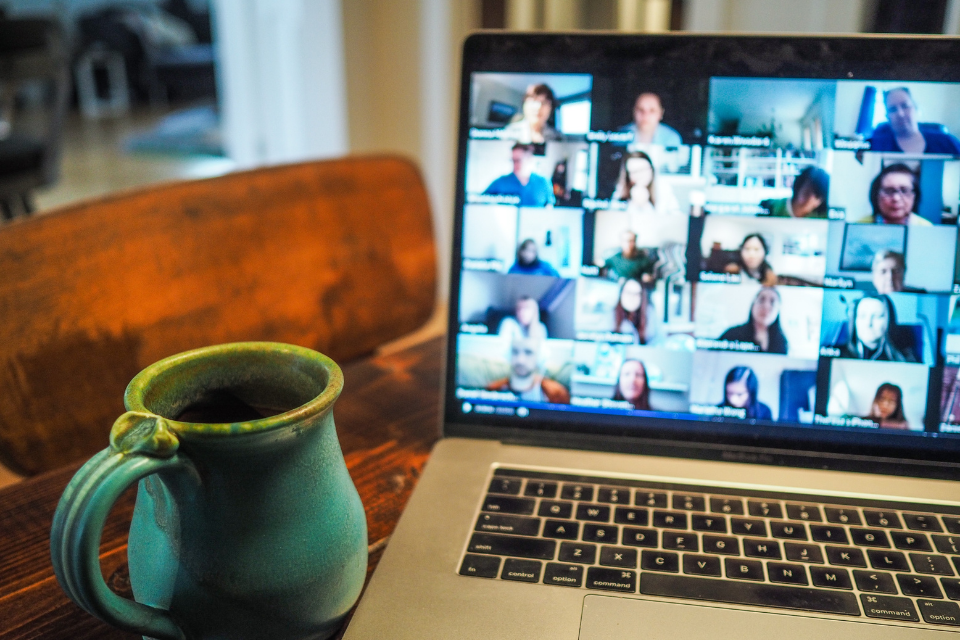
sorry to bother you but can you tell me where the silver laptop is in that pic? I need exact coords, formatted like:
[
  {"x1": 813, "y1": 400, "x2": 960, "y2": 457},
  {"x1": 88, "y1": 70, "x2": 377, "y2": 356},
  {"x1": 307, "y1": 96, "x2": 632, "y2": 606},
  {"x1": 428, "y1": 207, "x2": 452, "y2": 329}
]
[{"x1": 344, "y1": 33, "x2": 960, "y2": 639}]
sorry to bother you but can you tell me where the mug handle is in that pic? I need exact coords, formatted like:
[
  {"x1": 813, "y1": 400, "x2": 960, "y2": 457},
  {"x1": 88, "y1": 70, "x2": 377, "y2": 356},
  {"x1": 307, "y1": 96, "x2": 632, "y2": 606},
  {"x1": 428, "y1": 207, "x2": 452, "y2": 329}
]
[{"x1": 51, "y1": 412, "x2": 189, "y2": 640}]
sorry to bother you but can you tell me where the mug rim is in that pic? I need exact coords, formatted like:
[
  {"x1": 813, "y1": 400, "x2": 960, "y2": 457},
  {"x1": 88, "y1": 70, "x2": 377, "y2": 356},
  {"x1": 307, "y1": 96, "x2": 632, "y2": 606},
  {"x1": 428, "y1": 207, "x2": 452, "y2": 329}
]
[{"x1": 123, "y1": 341, "x2": 343, "y2": 436}]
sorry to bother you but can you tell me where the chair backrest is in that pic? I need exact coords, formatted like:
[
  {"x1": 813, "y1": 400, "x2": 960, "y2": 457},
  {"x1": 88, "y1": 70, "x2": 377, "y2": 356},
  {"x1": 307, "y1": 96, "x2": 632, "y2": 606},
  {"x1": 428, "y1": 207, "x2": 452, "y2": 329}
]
[{"x1": 0, "y1": 156, "x2": 437, "y2": 475}]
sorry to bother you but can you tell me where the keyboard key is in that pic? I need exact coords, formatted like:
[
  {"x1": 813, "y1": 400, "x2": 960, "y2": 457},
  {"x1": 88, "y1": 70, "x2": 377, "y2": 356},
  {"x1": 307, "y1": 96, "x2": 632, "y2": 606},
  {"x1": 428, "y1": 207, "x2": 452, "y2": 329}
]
[
  {"x1": 691, "y1": 514, "x2": 727, "y2": 533},
  {"x1": 850, "y1": 528, "x2": 889, "y2": 548},
  {"x1": 810, "y1": 525, "x2": 848, "y2": 544},
  {"x1": 867, "y1": 550, "x2": 910, "y2": 572},
  {"x1": 459, "y1": 554, "x2": 501, "y2": 578},
  {"x1": 917, "y1": 599, "x2": 960, "y2": 626},
  {"x1": 943, "y1": 578, "x2": 960, "y2": 600},
  {"x1": 673, "y1": 494, "x2": 706, "y2": 511},
  {"x1": 538, "y1": 500, "x2": 573, "y2": 519},
  {"x1": 582, "y1": 524, "x2": 618, "y2": 543},
  {"x1": 586, "y1": 567, "x2": 637, "y2": 593},
  {"x1": 710, "y1": 497, "x2": 744, "y2": 515},
  {"x1": 944, "y1": 517, "x2": 960, "y2": 534},
  {"x1": 725, "y1": 558, "x2": 763, "y2": 581},
  {"x1": 825, "y1": 546, "x2": 866, "y2": 567},
  {"x1": 542, "y1": 519, "x2": 579, "y2": 540},
  {"x1": 853, "y1": 570, "x2": 898, "y2": 593},
  {"x1": 488, "y1": 477, "x2": 522, "y2": 495},
  {"x1": 770, "y1": 521, "x2": 807, "y2": 540},
  {"x1": 824, "y1": 507, "x2": 861, "y2": 526},
  {"x1": 475, "y1": 513, "x2": 541, "y2": 536},
  {"x1": 784, "y1": 543, "x2": 823, "y2": 564},
  {"x1": 621, "y1": 527, "x2": 657, "y2": 547},
  {"x1": 599, "y1": 546, "x2": 638, "y2": 568},
  {"x1": 743, "y1": 538, "x2": 780, "y2": 559},
  {"x1": 731, "y1": 518, "x2": 766, "y2": 537},
  {"x1": 703, "y1": 535, "x2": 739, "y2": 555},
  {"x1": 768, "y1": 562, "x2": 808, "y2": 585},
  {"x1": 860, "y1": 594, "x2": 919, "y2": 622},
  {"x1": 468, "y1": 533, "x2": 555, "y2": 560},
  {"x1": 910, "y1": 553, "x2": 955, "y2": 576},
  {"x1": 662, "y1": 531, "x2": 698, "y2": 551},
  {"x1": 482, "y1": 495, "x2": 536, "y2": 515},
  {"x1": 576, "y1": 504, "x2": 611, "y2": 522},
  {"x1": 636, "y1": 491, "x2": 667, "y2": 508},
  {"x1": 641, "y1": 550, "x2": 679, "y2": 573},
  {"x1": 891, "y1": 531, "x2": 931, "y2": 551},
  {"x1": 543, "y1": 562, "x2": 584, "y2": 587},
  {"x1": 614, "y1": 507, "x2": 649, "y2": 526},
  {"x1": 501, "y1": 558, "x2": 541, "y2": 583},
  {"x1": 683, "y1": 554, "x2": 722, "y2": 577},
  {"x1": 810, "y1": 566, "x2": 853, "y2": 589},
  {"x1": 523, "y1": 481, "x2": 557, "y2": 498},
  {"x1": 933, "y1": 535, "x2": 960, "y2": 555},
  {"x1": 558, "y1": 541, "x2": 596, "y2": 564},
  {"x1": 747, "y1": 500, "x2": 783, "y2": 519},
  {"x1": 653, "y1": 510, "x2": 687, "y2": 529},
  {"x1": 863, "y1": 510, "x2": 902, "y2": 529},
  {"x1": 897, "y1": 574, "x2": 943, "y2": 598},
  {"x1": 641, "y1": 573, "x2": 860, "y2": 615},
  {"x1": 597, "y1": 486, "x2": 629, "y2": 504},
  {"x1": 904, "y1": 513, "x2": 943, "y2": 532},
  {"x1": 786, "y1": 503, "x2": 822, "y2": 522},
  {"x1": 561, "y1": 483, "x2": 594, "y2": 502}
]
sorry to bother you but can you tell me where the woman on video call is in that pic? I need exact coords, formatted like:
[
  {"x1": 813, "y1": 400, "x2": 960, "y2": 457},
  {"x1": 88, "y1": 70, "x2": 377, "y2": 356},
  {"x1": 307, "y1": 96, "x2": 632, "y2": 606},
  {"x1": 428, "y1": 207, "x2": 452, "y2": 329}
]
[
  {"x1": 503, "y1": 83, "x2": 562, "y2": 144},
  {"x1": 719, "y1": 286, "x2": 789, "y2": 354},
  {"x1": 613, "y1": 359, "x2": 652, "y2": 411},
  {"x1": 719, "y1": 366, "x2": 772, "y2": 420},
  {"x1": 856, "y1": 163, "x2": 931, "y2": 226},
  {"x1": 864, "y1": 382, "x2": 910, "y2": 429},
  {"x1": 614, "y1": 278, "x2": 656, "y2": 344},
  {"x1": 508, "y1": 239, "x2": 560, "y2": 277},
  {"x1": 612, "y1": 150, "x2": 680, "y2": 218},
  {"x1": 723, "y1": 234, "x2": 778, "y2": 286},
  {"x1": 836, "y1": 295, "x2": 918, "y2": 362}
]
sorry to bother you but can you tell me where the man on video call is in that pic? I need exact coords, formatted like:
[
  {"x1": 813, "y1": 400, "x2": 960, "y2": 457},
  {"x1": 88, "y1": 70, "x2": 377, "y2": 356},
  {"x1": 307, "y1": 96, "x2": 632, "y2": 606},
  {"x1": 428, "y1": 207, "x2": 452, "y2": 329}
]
[
  {"x1": 483, "y1": 143, "x2": 556, "y2": 207},
  {"x1": 620, "y1": 92, "x2": 683, "y2": 148},
  {"x1": 486, "y1": 336, "x2": 570, "y2": 404},
  {"x1": 601, "y1": 230, "x2": 657, "y2": 282}
]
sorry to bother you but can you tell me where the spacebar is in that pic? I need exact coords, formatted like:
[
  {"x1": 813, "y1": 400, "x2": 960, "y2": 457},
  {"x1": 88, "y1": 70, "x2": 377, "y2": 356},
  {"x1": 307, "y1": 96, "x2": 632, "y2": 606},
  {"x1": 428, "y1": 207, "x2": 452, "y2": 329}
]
[{"x1": 641, "y1": 574, "x2": 861, "y2": 616}]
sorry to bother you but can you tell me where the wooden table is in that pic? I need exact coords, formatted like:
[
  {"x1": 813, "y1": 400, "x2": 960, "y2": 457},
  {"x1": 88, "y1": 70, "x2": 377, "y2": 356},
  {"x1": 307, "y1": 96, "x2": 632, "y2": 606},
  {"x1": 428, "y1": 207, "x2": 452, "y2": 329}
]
[{"x1": 0, "y1": 336, "x2": 443, "y2": 640}]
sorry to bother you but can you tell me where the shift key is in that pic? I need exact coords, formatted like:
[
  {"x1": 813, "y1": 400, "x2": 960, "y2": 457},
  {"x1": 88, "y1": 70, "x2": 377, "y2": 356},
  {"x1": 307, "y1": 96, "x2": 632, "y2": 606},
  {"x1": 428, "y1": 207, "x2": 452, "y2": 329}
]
[{"x1": 468, "y1": 533, "x2": 556, "y2": 560}]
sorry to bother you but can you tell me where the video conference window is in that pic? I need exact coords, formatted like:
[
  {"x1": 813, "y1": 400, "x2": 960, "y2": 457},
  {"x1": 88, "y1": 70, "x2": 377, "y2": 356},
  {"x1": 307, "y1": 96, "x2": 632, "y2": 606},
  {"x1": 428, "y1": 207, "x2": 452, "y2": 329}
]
[
  {"x1": 456, "y1": 334, "x2": 575, "y2": 405},
  {"x1": 829, "y1": 152, "x2": 960, "y2": 225},
  {"x1": 697, "y1": 215, "x2": 828, "y2": 286},
  {"x1": 469, "y1": 72, "x2": 593, "y2": 142},
  {"x1": 458, "y1": 271, "x2": 576, "y2": 340},
  {"x1": 694, "y1": 283, "x2": 822, "y2": 360},
  {"x1": 461, "y1": 205, "x2": 585, "y2": 279},
  {"x1": 688, "y1": 351, "x2": 817, "y2": 423},
  {"x1": 465, "y1": 139, "x2": 589, "y2": 207},
  {"x1": 833, "y1": 81, "x2": 960, "y2": 154},
  {"x1": 822, "y1": 359, "x2": 929, "y2": 431},
  {"x1": 824, "y1": 221, "x2": 957, "y2": 293},
  {"x1": 570, "y1": 342, "x2": 693, "y2": 413}
]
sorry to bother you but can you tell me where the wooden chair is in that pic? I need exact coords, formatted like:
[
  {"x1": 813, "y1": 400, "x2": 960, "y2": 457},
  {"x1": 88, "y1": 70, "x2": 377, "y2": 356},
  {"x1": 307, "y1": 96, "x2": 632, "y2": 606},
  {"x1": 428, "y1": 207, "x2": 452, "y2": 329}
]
[{"x1": 0, "y1": 156, "x2": 437, "y2": 476}]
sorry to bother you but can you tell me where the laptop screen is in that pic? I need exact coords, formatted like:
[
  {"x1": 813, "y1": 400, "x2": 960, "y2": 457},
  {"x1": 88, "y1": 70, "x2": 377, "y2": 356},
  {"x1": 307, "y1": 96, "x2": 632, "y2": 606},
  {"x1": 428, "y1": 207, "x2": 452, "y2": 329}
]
[{"x1": 446, "y1": 34, "x2": 960, "y2": 468}]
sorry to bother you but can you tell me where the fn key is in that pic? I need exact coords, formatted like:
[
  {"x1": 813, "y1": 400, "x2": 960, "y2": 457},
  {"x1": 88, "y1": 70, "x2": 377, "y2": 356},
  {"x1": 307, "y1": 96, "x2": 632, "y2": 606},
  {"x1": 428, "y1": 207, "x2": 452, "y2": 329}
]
[{"x1": 459, "y1": 554, "x2": 501, "y2": 578}]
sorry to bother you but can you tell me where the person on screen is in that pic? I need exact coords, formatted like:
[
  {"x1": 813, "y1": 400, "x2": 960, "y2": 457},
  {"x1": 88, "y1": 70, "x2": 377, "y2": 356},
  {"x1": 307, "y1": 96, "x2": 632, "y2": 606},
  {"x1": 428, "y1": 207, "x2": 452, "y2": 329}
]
[
  {"x1": 864, "y1": 382, "x2": 910, "y2": 430},
  {"x1": 601, "y1": 230, "x2": 657, "y2": 282},
  {"x1": 612, "y1": 150, "x2": 680, "y2": 215},
  {"x1": 486, "y1": 336, "x2": 570, "y2": 404},
  {"x1": 869, "y1": 87, "x2": 960, "y2": 155},
  {"x1": 502, "y1": 83, "x2": 562, "y2": 144},
  {"x1": 836, "y1": 295, "x2": 918, "y2": 362},
  {"x1": 483, "y1": 143, "x2": 556, "y2": 207},
  {"x1": 614, "y1": 278, "x2": 654, "y2": 345},
  {"x1": 870, "y1": 250, "x2": 925, "y2": 294},
  {"x1": 761, "y1": 166, "x2": 830, "y2": 218},
  {"x1": 719, "y1": 287, "x2": 789, "y2": 354},
  {"x1": 613, "y1": 359, "x2": 652, "y2": 411},
  {"x1": 619, "y1": 92, "x2": 682, "y2": 147},
  {"x1": 508, "y1": 239, "x2": 559, "y2": 276},
  {"x1": 498, "y1": 296, "x2": 548, "y2": 341},
  {"x1": 856, "y1": 164, "x2": 930, "y2": 226},
  {"x1": 723, "y1": 234, "x2": 778, "y2": 286},
  {"x1": 719, "y1": 366, "x2": 772, "y2": 420}
]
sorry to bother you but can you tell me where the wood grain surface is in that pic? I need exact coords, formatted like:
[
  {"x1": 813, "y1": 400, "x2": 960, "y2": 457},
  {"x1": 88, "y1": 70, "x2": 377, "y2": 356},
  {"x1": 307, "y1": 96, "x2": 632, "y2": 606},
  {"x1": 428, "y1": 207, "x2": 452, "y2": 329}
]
[
  {"x1": 0, "y1": 336, "x2": 443, "y2": 640},
  {"x1": 0, "y1": 155, "x2": 436, "y2": 476}
]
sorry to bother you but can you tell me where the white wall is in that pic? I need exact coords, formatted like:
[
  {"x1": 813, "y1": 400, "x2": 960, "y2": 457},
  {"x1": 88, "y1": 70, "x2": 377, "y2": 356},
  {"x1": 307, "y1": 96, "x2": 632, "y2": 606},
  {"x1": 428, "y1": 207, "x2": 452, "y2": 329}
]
[{"x1": 684, "y1": 0, "x2": 870, "y2": 32}]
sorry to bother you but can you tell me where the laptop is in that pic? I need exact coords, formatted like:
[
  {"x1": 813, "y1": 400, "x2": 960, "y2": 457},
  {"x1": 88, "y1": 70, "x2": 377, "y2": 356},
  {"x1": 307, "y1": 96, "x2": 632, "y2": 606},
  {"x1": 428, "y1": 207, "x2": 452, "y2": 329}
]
[{"x1": 343, "y1": 32, "x2": 960, "y2": 639}]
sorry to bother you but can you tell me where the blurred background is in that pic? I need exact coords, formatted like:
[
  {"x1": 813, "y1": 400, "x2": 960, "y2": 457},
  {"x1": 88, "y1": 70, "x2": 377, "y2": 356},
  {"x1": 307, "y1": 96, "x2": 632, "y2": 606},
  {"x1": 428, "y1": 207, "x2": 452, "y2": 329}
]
[{"x1": 0, "y1": 0, "x2": 957, "y2": 296}]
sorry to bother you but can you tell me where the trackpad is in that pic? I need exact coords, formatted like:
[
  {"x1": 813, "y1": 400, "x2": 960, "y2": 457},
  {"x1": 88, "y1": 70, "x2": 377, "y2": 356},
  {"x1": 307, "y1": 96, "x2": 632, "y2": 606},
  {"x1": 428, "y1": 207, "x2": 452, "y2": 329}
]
[{"x1": 579, "y1": 595, "x2": 948, "y2": 639}]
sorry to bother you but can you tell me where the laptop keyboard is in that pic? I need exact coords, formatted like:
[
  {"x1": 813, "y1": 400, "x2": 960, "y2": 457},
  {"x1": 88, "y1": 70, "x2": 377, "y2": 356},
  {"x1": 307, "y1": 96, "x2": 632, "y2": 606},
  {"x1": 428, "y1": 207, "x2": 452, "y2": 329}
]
[{"x1": 458, "y1": 468, "x2": 960, "y2": 628}]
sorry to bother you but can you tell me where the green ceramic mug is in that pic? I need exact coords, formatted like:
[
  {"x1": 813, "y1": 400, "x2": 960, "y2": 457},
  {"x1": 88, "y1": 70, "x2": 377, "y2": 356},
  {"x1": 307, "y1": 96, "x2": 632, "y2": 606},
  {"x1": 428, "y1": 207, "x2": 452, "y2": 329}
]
[{"x1": 50, "y1": 342, "x2": 367, "y2": 640}]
